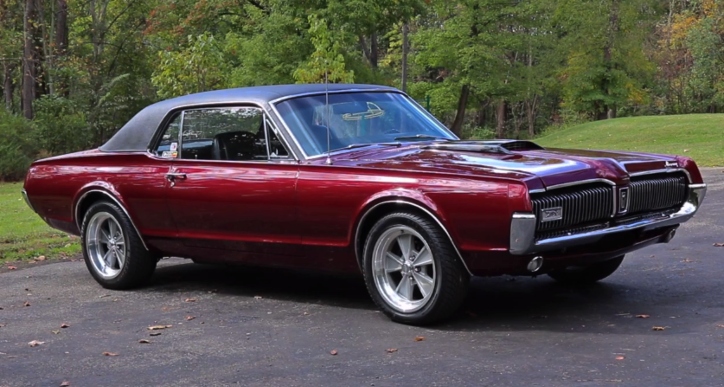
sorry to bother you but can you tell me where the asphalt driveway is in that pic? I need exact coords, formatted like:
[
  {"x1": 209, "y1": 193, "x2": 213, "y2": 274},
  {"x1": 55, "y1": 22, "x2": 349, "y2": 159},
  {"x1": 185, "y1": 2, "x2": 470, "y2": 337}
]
[{"x1": 1, "y1": 169, "x2": 723, "y2": 387}]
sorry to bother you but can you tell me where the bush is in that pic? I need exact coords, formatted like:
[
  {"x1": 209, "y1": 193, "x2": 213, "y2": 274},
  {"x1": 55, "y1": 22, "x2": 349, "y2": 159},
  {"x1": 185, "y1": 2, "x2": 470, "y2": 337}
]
[
  {"x1": 0, "y1": 110, "x2": 37, "y2": 181},
  {"x1": 33, "y1": 95, "x2": 90, "y2": 154}
]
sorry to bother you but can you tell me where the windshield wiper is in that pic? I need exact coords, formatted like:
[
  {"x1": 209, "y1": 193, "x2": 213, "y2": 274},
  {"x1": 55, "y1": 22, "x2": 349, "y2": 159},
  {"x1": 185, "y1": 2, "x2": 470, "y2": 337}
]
[{"x1": 393, "y1": 134, "x2": 450, "y2": 142}]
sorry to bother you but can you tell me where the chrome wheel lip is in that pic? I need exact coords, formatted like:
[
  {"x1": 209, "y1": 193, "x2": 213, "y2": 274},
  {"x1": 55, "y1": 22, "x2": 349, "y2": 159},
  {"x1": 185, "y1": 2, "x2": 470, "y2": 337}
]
[
  {"x1": 371, "y1": 225, "x2": 436, "y2": 313},
  {"x1": 85, "y1": 212, "x2": 126, "y2": 280}
]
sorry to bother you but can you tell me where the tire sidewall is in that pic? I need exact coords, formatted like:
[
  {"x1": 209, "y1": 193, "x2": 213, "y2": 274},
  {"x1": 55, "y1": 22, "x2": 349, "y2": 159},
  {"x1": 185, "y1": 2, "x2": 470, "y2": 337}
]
[
  {"x1": 363, "y1": 214, "x2": 447, "y2": 323},
  {"x1": 81, "y1": 202, "x2": 135, "y2": 288}
]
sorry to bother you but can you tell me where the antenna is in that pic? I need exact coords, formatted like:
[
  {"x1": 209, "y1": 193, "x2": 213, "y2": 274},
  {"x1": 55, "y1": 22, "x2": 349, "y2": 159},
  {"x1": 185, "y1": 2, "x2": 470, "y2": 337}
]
[{"x1": 325, "y1": 69, "x2": 332, "y2": 165}]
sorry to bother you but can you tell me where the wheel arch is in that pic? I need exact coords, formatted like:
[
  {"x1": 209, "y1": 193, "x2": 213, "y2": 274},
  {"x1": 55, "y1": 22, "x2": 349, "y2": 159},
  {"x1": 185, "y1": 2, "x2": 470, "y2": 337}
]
[
  {"x1": 73, "y1": 187, "x2": 150, "y2": 251},
  {"x1": 353, "y1": 198, "x2": 472, "y2": 276}
]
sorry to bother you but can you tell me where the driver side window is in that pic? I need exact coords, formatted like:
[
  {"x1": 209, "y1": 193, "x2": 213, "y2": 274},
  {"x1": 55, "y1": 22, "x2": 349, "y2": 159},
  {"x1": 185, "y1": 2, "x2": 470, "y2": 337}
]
[{"x1": 153, "y1": 107, "x2": 290, "y2": 161}]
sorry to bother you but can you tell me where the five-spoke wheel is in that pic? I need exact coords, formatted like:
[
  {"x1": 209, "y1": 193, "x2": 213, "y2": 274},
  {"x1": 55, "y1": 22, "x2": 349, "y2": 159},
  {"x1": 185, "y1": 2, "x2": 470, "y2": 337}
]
[
  {"x1": 81, "y1": 201, "x2": 157, "y2": 289},
  {"x1": 363, "y1": 212, "x2": 469, "y2": 325}
]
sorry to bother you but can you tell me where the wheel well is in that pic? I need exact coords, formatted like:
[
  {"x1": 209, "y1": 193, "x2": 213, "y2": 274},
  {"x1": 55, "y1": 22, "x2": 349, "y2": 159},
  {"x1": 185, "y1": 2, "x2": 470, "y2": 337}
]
[
  {"x1": 354, "y1": 201, "x2": 444, "y2": 269},
  {"x1": 75, "y1": 191, "x2": 112, "y2": 230}
]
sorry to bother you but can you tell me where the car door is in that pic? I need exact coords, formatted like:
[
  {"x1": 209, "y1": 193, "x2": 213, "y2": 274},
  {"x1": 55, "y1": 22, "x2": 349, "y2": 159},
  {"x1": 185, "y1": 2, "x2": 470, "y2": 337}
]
[{"x1": 153, "y1": 106, "x2": 300, "y2": 260}]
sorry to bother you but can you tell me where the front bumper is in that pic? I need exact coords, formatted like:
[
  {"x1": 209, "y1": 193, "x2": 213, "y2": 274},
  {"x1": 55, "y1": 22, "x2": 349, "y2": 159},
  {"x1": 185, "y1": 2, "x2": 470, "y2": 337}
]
[{"x1": 509, "y1": 183, "x2": 706, "y2": 255}]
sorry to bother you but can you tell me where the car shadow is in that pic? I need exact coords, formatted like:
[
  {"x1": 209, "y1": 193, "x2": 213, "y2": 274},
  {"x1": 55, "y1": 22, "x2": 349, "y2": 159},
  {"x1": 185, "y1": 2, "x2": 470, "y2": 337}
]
[{"x1": 142, "y1": 259, "x2": 693, "y2": 334}]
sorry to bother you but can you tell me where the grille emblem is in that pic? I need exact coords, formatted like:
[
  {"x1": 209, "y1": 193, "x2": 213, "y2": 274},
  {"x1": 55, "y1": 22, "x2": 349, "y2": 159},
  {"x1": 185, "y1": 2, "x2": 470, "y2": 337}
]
[
  {"x1": 540, "y1": 207, "x2": 563, "y2": 222},
  {"x1": 665, "y1": 161, "x2": 677, "y2": 168},
  {"x1": 619, "y1": 187, "x2": 629, "y2": 212}
]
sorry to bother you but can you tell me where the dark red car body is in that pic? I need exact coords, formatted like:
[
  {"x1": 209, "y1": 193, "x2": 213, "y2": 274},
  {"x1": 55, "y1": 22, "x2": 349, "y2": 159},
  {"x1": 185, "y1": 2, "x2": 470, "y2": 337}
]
[{"x1": 22, "y1": 84, "x2": 707, "y2": 279}]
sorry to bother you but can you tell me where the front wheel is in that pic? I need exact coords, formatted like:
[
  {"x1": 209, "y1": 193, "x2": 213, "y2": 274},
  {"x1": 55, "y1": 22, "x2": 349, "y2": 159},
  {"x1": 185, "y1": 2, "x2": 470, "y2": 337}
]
[
  {"x1": 547, "y1": 255, "x2": 625, "y2": 286},
  {"x1": 362, "y1": 212, "x2": 469, "y2": 325},
  {"x1": 81, "y1": 201, "x2": 157, "y2": 289}
]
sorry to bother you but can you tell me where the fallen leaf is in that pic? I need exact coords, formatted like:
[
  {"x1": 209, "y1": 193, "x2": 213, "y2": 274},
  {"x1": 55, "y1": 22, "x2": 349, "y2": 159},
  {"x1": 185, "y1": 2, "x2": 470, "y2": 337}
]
[
  {"x1": 28, "y1": 340, "x2": 44, "y2": 347},
  {"x1": 330, "y1": 349, "x2": 338, "y2": 356},
  {"x1": 102, "y1": 351, "x2": 118, "y2": 356},
  {"x1": 23, "y1": 301, "x2": 31, "y2": 307},
  {"x1": 138, "y1": 339, "x2": 150, "y2": 344},
  {"x1": 386, "y1": 348, "x2": 398, "y2": 353},
  {"x1": 36, "y1": 256, "x2": 46, "y2": 261},
  {"x1": 713, "y1": 243, "x2": 724, "y2": 247},
  {"x1": 7, "y1": 265, "x2": 16, "y2": 270},
  {"x1": 615, "y1": 355, "x2": 625, "y2": 360},
  {"x1": 147, "y1": 325, "x2": 172, "y2": 330},
  {"x1": 253, "y1": 296, "x2": 263, "y2": 300},
  {"x1": 60, "y1": 323, "x2": 70, "y2": 328},
  {"x1": 149, "y1": 332, "x2": 162, "y2": 337},
  {"x1": 636, "y1": 314, "x2": 650, "y2": 319},
  {"x1": 185, "y1": 316, "x2": 195, "y2": 321},
  {"x1": 652, "y1": 326, "x2": 666, "y2": 331},
  {"x1": 52, "y1": 330, "x2": 61, "y2": 335},
  {"x1": 715, "y1": 324, "x2": 724, "y2": 329},
  {"x1": 414, "y1": 336, "x2": 425, "y2": 342},
  {"x1": 680, "y1": 258, "x2": 694, "y2": 263},
  {"x1": 60, "y1": 381, "x2": 70, "y2": 387},
  {"x1": 184, "y1": 298, "x2": 197, "y2": 303}
]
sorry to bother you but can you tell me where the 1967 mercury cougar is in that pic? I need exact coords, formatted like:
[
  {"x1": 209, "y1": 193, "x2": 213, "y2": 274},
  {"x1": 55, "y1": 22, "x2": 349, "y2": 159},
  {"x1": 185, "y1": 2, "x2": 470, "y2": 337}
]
[{"x1": 22, "y1": 84, "x2": 707, "y2": 324}]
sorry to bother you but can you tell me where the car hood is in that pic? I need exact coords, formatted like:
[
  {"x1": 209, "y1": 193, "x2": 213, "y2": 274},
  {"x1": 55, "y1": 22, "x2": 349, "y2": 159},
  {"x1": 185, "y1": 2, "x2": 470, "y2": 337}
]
[{"x1": 320, "y1": 141, "x2": 681, "y2": 190}]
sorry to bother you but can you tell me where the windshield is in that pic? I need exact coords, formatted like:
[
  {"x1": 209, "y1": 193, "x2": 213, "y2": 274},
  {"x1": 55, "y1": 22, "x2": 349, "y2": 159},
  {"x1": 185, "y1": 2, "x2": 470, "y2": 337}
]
[{"x1": 274, "y1": 92, "x2": 457, "y2": 157}]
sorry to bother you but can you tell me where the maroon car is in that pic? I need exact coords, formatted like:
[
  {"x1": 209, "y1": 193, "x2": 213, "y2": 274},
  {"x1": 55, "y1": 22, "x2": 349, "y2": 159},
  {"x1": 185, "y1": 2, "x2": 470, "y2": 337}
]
[{"x1": 22, "y1": 84, "x2": 707, "y2": 324}]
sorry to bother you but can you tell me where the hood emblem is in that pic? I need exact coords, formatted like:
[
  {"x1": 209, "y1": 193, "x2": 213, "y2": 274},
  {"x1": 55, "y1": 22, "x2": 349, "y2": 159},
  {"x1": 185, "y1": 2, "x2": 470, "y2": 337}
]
[
  {"x1": 540, "y1": 207, "x2": 563, "y2": 222},
  {"x1": 665, "y1": 161, "x2": 678, "y2": 168}
]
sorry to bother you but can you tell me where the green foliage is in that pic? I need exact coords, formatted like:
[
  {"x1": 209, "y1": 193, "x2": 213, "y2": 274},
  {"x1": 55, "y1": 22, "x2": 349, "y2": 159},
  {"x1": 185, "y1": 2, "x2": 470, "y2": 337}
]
[
  {"x1": 32, "y1": 96, "x2": 89, "y2": 155},
  {"x1": 152, "y1": 33, "x2": 230, "y2": 99},
  {"x1": 0, "y1": 111, "x2": 37, "y2": 181},
  {"x1": 293, "y1": 14, "x2": 355, "y2": 83}
]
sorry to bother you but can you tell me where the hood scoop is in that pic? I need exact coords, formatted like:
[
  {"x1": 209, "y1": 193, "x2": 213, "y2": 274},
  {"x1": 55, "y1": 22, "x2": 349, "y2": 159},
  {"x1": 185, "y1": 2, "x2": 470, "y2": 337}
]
[{"x1": 422, "y1": 140, "x2": 544, "y2": 154}]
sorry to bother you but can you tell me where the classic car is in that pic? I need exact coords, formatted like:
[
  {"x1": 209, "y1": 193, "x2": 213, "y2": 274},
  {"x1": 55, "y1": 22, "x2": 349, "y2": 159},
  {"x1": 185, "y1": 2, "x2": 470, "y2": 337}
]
[{"x1": 22, "y1": 84, "x2": 707, "y2": 324}]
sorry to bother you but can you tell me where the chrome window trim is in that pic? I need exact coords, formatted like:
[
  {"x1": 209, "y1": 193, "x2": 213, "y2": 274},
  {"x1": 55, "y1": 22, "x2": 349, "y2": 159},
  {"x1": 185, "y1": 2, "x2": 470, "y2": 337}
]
[
  {"x1": 146, "y1": 101, "x2": 301, "y2": 163},
  {"x1": 270, "y1": 90, "x2": 457, "y2": 161},
  {"x1": 74, "y1": 189, "x2": 150, "y2": 251},
  {"x1": 354, "y1": 199, "x2": 473, "y2": 276}
]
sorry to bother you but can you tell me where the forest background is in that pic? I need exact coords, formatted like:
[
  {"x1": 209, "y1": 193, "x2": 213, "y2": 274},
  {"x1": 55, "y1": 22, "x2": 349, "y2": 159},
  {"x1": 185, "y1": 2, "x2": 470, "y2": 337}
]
[{"x1": 1, "y1": 0, "x2": 722, "y2": 180}]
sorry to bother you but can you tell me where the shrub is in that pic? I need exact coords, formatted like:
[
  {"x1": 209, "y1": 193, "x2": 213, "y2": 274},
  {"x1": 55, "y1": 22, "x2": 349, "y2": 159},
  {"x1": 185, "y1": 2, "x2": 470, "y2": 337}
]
[
  {"x1": 0, "y1": 110, "x2": 37, "y2": 181},
  {"x1": 33, "y1": 95, "x2": 90, "y2": 154}
]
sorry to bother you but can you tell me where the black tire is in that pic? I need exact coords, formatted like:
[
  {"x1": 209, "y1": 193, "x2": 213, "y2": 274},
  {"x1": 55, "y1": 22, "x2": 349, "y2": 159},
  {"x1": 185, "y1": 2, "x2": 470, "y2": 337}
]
[
  {"x1": 362, "y1": 212, "x2": 469, "y2": 325},
  {"x1": 80, "y1": 201, "x2": 157, "y2": 289},
  {"x1": 547, "y1": 255, "x2": 625, "y2": 286}
]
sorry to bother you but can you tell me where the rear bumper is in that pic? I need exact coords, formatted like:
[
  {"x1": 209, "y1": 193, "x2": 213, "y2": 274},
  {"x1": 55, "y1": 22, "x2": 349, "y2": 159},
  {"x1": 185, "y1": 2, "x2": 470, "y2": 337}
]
[
  {"x1": 21, "y1": 189, "x2": 36, "y2": 213},
  {"x1": 510, "y1": 184, "x2": 706, "y2": 255}
]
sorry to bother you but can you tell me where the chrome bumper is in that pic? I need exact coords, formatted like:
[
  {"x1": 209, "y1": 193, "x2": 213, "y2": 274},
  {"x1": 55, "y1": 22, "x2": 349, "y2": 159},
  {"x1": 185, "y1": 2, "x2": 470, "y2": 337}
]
[
  {"x1": 510, "y1": 184, "x2": 707, "y2": 255},
  {"x1": 21, "y1": 189, "x2": 36, "y2": 213}
]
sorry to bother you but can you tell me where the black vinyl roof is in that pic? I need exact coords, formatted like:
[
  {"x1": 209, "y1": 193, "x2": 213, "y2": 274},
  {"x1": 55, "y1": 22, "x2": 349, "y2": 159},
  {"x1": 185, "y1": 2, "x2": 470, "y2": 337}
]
[{"x1": 100, "y1": 84, "x2": 398, "y2": 152}]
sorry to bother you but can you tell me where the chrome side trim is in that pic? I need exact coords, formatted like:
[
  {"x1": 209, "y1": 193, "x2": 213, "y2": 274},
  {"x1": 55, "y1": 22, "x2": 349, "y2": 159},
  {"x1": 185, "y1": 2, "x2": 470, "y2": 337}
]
[
  {"x1": 74, "y1": 189, "x2": 150, "y2": 251},
  {"x1": 21, "y1": 189, "x2": 36, "y2": 213},
  {"x1": 354, "y1": 200, "x2": 473, "y2": 276},
  {"x1": 545, "y1": 178, "x2": 616, "y2": 191},
  {"x1": 510, "y1": 184, "x2": 706, "y2": 255},
  {"x1": 629, "y1": 168, "x2": 692, "y2": 183},
  {"x1": 268, "y1": 88, "x2": 397, "y2": 105}
]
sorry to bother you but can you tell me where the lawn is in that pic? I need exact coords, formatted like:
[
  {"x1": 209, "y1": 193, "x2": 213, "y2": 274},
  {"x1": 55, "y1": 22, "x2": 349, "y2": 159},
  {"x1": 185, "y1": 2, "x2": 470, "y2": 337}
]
[
  {"x1": 0, "y1": 182, "x2": 80, "y2": 263},
  {"x1": 536, "y1": 114, "x2": 724, "y2": 167}
]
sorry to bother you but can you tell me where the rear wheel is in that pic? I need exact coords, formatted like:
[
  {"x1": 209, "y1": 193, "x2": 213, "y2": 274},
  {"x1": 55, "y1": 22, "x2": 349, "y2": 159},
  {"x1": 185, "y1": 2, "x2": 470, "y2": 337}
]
[
  {"x1": 81, "y1": 201, "x2": 156, "y2": 289},
  {"x1": 363, "y1": 212, "x2": 469, "y2": 325},
  {"x1": 547, "y1": 255, "x2": 625, "y2": 286}
]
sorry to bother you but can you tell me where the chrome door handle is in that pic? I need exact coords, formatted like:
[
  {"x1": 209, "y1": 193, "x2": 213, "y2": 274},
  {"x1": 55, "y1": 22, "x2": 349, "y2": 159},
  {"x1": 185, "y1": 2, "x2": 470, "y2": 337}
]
[{"x1": 165, "y1": 172, "x2": 187, "y2": 186}]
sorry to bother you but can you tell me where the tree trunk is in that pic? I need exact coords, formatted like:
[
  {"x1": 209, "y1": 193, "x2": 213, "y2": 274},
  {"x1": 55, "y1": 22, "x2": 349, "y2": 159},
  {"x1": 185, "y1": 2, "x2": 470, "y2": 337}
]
[
  {"x1": 3, "y1": 63, "x2": 15, "y2": 112},
  {"x1": 55, "y1": 0, "x2": 69, "y2": 96},
  {"x1": 526, "y1": 96, "x2": 537, "y2": 138},
  {"x1": 495, "y1": 100, "x2": 506, "y2": 138},
  {"x1": 601, "y1": 0, "x2": 620, "y2": 120},
  {"x1": 22, "y1": 0, "x2": 38, "y2": 119},
  {"x1": 401, "y1": 24, "x2": 408, "y2": 93},
  {"x1": 450, "y1": 84, "x2": 470, "y2": 137}
]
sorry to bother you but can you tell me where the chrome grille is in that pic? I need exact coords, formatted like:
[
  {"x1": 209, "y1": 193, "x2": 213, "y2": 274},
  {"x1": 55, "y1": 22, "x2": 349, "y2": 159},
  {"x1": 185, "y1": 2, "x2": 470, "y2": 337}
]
[
  {"x1": 628, "y1": 174, "x2": 687, "y2": 214},
  {"x1": 531, "y1": 184, "x2": 614, "y2": 233}
]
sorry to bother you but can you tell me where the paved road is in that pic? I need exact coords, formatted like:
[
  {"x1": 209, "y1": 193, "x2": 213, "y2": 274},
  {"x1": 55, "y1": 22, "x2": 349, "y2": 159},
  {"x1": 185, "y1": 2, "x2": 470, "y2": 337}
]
[{"x1": 1, "y1": 169, "x2": 723, "y2": 387}]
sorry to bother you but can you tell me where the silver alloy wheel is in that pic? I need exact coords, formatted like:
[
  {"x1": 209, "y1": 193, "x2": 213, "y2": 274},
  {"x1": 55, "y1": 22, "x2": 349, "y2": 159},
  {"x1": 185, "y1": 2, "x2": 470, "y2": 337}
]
[
  {"x1": 85, "y1": 212, "x2": 126, "y2": 279},
  {"x1": 372, "y1": 225, "x2": 436, "y2": 313}
]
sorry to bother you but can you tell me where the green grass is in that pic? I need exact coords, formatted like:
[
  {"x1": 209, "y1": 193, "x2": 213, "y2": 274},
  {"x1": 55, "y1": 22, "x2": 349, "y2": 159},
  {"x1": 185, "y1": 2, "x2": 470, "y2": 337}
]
[
  {"x1": 536, "y1": 114, "x2": 724, "y2": 167},
  {"x1": 0, "y1": 182, "x2": 80, "y2": 262}
]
